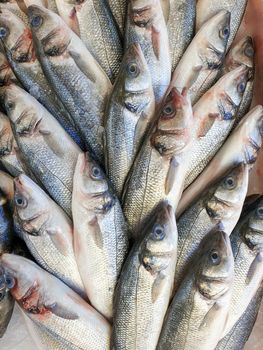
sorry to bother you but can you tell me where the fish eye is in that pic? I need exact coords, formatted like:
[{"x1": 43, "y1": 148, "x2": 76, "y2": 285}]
[
  {"x1": 0, "y1": 27, "x2": 8, "y2": 39},
  {"x1": 5, "y1": 101, "x2": 14, "y2": 111},
  {"x1": 210, "y1": 250, "x2": 221, "y2": 265},
  {"x1": 4, "y1": 274, "x2": 15, "y2": 289},
  {"x1": 237, "y1": 81, "x2": 246, "y2": 93},
  {"x1": 256, "y1": 206, "x2": 263, "y2": 219},
  {"x1": 223, "y1": 175, "x2": 236, "y2": 190},
  {"x1": 220, "y1": 26, "x2": 230, "y2": 39},
  {"x1": 30, "y1": 15, "x2": 43, "y2": 28},
  {"x1": 91, "y1": 165, "x2": 103, "y2": 180},
  {"x1": 244, "y1": 45, "x2": 254, "y2": 58},
  {"x1": 152, "y1": 224, "x2": 165, "y2": 240},
  {"x1": 223, "y1": 112, "x2": 233, "y2": 120},
  {"x1": 127, "y1": 62, "x2": 139, "y2": 78},
  {"x1": 162, "y1": 104, "x2": 175, "y2": 117},
  {"x1": 15, "y1": 195, "x2": 27, "y2": 208}
]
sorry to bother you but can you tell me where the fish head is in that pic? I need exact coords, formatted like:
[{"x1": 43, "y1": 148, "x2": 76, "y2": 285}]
[
  {"x1": 74, "y1": 153, "x2": 115, "y2": 214},
  {"x1": 28, "y1": 5, "x2": 71, "y2": 57},
  {"x1": 0, "y1": 50, "x2": 16, "y2": 86},
  {"x1": 121, "y1": 43, "x2": 152, "y2": 113},
  {"x1": 245, "y1": 199, "x2": 263, "y2": 251},
  {"x1": 0, "y1": 8, "x2": 34, "y2": 64},
  {"x1": 0, "y1": 112, "x2": 14, "y2": 157},
  {"x1": 199, "y1": 10, "x2": 230, "y2": 70},
  {"x1": 206, "y1": 163, "x2": 249, "y2": 221},
  {"x1": 13, "y1": 175, "x2": 49, "y2": 235},
  {"x1": 141, "y1": 203, "x2": 177, "y2": 273},
  {"x1": 225, "y1": 36, "x2": 254, "y2": 71},
  {"x1": 151, "y1": 88, "x2": 193, "y2": 156},
  {"x1": 0, "y1": 170, "x2": 14, "y2": 203},
  {"x1": 129, "y1": 0, "x2": 158, "y2": 30},
  {"x1": 197, "y1": 229, "x2": 234, "y2": 300}
]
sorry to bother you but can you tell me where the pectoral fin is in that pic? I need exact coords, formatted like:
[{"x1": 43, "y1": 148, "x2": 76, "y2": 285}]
[
  {"x1": 165, "y1": 156, "x2": 179, "y2": 195},
  {"x1": 88, "y1": 216, "x2": 104, "y2": 250},
  {"x1": 152, "y1": 272, "x2": 167, "y2": 303},
  {"x1": 46, "y1": 228, "x2": 68, "y2": 256},
  {"x1": 199, "y1": 302, "x2": 222, "y2": 330},
  {"x1": 45, "y1": 302, "x2": 79, "y2": 320},
  {"x1": 246, "y1": 253, "x2": 263, "y2": 285}
]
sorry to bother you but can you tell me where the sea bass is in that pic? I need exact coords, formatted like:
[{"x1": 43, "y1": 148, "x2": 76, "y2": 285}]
[
  {"x1": 170, "y1": 10, "x2": 230, "y2": 103},
  {"x1": 123, "y1": 88, "x2": 193, "y2": 235},
  {"x1": 178, "y1": 105, "x2": 263, "y2": 216},
  {"x1": 112, "y1": 203, "x2": 177, "y2": 350},
  {"x1": 0, "y1": 50, "x2": 18, "y2": 86},
  {"x1": 13, "y1": 174, "x2": 86, "y2": 299},
  {"x1": 27, "y1": 5, "x2": 112, "y2": 164},
  {"x1": 0, "y1": 254, "x2": 111, "y2": 349},
  {"x1": 125, "y1": 0, "x2": 171, "y2": 102},
  {"x1": 105, "y1": 43, "x2": 155, "y2": 197},
  {"x1": 2, "y1": 84, "x2": 81, "y2": 217},
  {"x1": 157, "y1": 229, "x2": 234, "y2": 350},
  {"x1": 72, "y1": 153, "x2": 128, "y2": 320}
]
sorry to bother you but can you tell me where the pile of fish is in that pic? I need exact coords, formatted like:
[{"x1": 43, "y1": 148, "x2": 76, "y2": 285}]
[{"x1": 0, "y1": 0, "x2": 263, "y2": 349}]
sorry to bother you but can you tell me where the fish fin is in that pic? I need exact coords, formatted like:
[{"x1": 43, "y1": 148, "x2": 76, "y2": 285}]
[
  {"x1": 39, "y1": 129, "x2": 51, "y2": 136},
  {"x1": 165, "y1": 156, "x2": 179, "y2": 195},
  {"x1": 246, "y1": 253, "x2": 263, "y2": 284},
  {"x1": 42, "y1": 135, "x2": 65, "y2": 158},
  {"x1": 134, "y1": 112, "x2": 148, "y2": 151},
  {"x1": 152, "y1": 272, "x2": 167, "y2": 303},
  {"x1": 45, "y1": 302, "x2": 79, "y2": 320},
  {"x1": 199, "y1": 302, "x2": 221, "y2": 330},
  {"x1": 185, "y1": 65, "x2": 203, "y2": 89},
  {"x1": 68, "y1": 50, "x2": 97, "y2": 84},
  {"x1": 151, "y1": 25, "x2": 161, "y2": 60},
  {"x1": 196, "y1": 113, "x2": 218, "y2": 138},
  {"x1": 69, "y1": 7, "x2": 81, "y2": 36},
  {"x1": 46, "y1": 228, "x2": 69, "y2": 256},
  {"x1": 88, "y1": 216, "x2": 104, "y2": 249}
]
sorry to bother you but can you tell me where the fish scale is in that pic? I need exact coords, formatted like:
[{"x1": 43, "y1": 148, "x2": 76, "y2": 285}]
[{"x1": 106, "y1": 0, "x2": 127, "y2": 34}]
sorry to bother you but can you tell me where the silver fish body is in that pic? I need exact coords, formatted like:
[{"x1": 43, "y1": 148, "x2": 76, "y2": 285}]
[
  {"x1": 72, "y1": 153, "x2": 129, "y2": 320},
  {"x1": 3, "y1": 84, "x2": 81, "y2": 217},
  {"x1": 157, "y1": 230, "x2": 234, "y2": 350},
  {"x1": 112, "y1": 203, "x2": 178, "y2": 350},
  {"x1": 105, "y1": 43, "x2": 155, "y2": 197},
  {"x1": 106, "y1": 0, "x2": 126, "y2": 35},
  {"x1": 123, "y1": 88, "x2": 193, "y2": 235}
]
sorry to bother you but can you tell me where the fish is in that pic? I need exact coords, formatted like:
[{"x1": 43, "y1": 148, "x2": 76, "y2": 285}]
[
  {"x1": 27, "y1": 4, "x2": 112, "y2": 165},
  {"x1": 72, "y1": 153, "x2": 129, "y2": 320},
  {"x1": 170, "y1": 10, "x2": 230, "y2": 104},
  {"x1": 222, "y1": 36, "x2": 254, "y2": 127},
  {"x1": 125, "y1": 0, "x2": 171, "y2": 103},
  {"x1": 112, "y1": 203, "x2": 178, "y2": 350},
  {"x1": 216, "y1": 281, "x2": 263, "y2": 350},
  {"x1": 0, "y1": 170, "x2": 14, "y2": 203},
  {"x1": 0, "y1": 0, "x2": 29, "y2": 24},
  {"x1": 0, "y1": 191, "x2": 14, "y2": 337},
  {"x1": 106, "y1": 0, "x2": 127, "y2": 35},
  {"x1": 54, "y1": 0, "x2": 123, "y2": 82},
  {"x1": 178, "y1": 105, "x2": 263, "y2": 216},
  {"x1": 174, "y1": 163, "x2": 249, "y2": 291},
  {"x1": 157, "y1": 229, "x2": 234, "y2": 350},
  {"x1": 167, "y1": 0, "x2": 196, "y2": 71},
  {"x1": 105, "y1": 43, "x2": 155, "y2": 197},
  {"x1": 123, "y1": 87, "x2": 193, "y2": 235},
  {"x1": 196, "y1": 0, "x2": 247, "y2": 50},
  {"x1": 183, "y1": 65, "x2": 249, "y2": 188},
  {"x1": 0, "y1": 50, "x2": 18, "y2": 86},
  {"x1": 0, "y1": 254, "x2": 111, "y2": 349},
  {"x1": 0, "y1": 8, "x2": 83, "y2": 148},
  {"x1": 13, "y1": 174, "x2": 86, "y2": 299},
  {"x1": 219, "y1": 197, "x2": 263, "y2": 337},
  {"x1": 2, "y1": 83, "x2": 81, "y2": 217},
  {"x1": 0, "y1": 111, "x2": 33, "y2": 177}
]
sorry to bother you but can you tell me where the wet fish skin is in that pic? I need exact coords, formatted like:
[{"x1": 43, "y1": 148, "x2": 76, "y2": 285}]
[
  {"x1": 0, "y1": 50, "x2": 18, "y2": 86},
  {"x1": 196, "y1": 0, "x2": 247, "y2": 50},
  {"x1": 178, "y1": 105, "x2": 263, "y2": 216},
  {"x1": 0, "y1": 0, "x2": 29, "y2": 24},
  {"x1": 157, "y1": 229, "x2": 234, "y2": 350},
  {"x1": 170, "y1": 10, "x2": 230, "y2": 103},
  {"x1": 0, "y1": 254, "x2": 111, "y2": 349},
  {"x1": 13, "y1": 174, "x2": 86, "y2": 299},
  {"x1": 28, "y1": 4, "x2": 112, "y2": 165},
  {"x1": 105, "y1": 43, "x2": 155, "y2": 197},
  {"x1": 223, "y1": 36, "x2": 254, "y2": 127},
  {"x1": 0, "y1": 191, "x2": 14, "y2": 337},
  {"x1": 112, "y1": 203, "x2": 177, "y2": 350},
  {"x1": 175, "y1": 163, "x2": 249, "y2": 291},
  {"x1": 123, "y1": 88, "x2": 193, "y2": 235},
  {"x1": 184, "y1": 65, "x2": 249, "y2": 188},
  {"x1": 2, "y1": 84, "x2": 81, "y2": 217},
  {"x1": 55, "y1": 0, "x2": 123, "y2": 82},
  {"x1": 0, "y1": 170, "x2": 14, "y2": 203},
  {"x1": 72, "y1": 153, "x2": 128, "y2": 320},
  {"x1": 0, "y1": 111, "x2": 32, "y2": 177},
  {"x1": 126, "y1": 0, "x2": 171, "y2": 103},
  {"x1": 219, "y1": 197, "x2": 263, "y2": 337},
  {"x1": 167, "y1": 0, "x2": 196, "y2": 71},
  {"x1": 0, "y1": 9, "x2": 83, "y2": 148},
  {"x1": 216, "y1": 282, "x2": 263, "y2": 350},
  {"x1": 106, "y1": 0, "x2": 126, "y2": 35}
]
